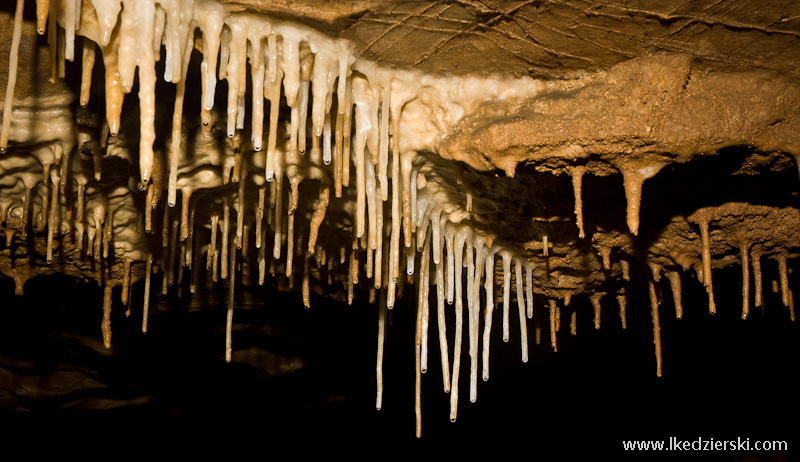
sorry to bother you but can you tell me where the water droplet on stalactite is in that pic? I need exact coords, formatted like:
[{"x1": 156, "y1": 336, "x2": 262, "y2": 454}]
[
  {"x1": 0, "y1": 0, "x2": 25, "y2": 152},
  {"x1": 740, "y1": 243, "x2": 750, "y2": 320},
  {"x1": 648, "y1": 281, "x2": 662, "y2": 377},
  {"x1": 666, "y1": 271, "x2": 683, "y2": 320},
  {"x1": 35, "y1": 0, "x2": 49, "y2": 35},
  {"x1": 591, "y1": 293, "x2": 603, "y2": 329},
  {"x1": 571, "y1": 166, "x2": 585, "y2": 239},
  {"x1": 698, "y1": 218, "x2": 716, "y2": 314}
]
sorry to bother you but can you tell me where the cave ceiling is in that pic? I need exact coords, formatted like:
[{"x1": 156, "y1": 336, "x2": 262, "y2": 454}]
[{"x1": 1, "y1": 0, "x2": 799, "y2": 445}]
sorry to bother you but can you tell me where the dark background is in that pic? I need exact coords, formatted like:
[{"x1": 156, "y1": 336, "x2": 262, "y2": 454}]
[{"x1": 0, "y1": 263, "x2": 797, "y2": 460}]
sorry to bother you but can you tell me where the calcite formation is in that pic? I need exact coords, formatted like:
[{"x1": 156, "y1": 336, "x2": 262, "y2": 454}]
[{"x1": 0, "y1": 0, "x2": 798, "y2": 437}]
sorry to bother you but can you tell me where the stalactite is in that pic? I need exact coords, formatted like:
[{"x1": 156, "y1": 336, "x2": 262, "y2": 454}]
[
  {"x1": 698, "y1": 218, "x2": 716, "y2": 314},
  {"x1": 621, "y1": 260, "x2": 630, "y2": 281},
  {"x1": 740, "y1": 243, "x2": 750, "y2": 320},
  {"x1": 419, "y1": 229, "x2": 431, "y2": 374},
  {"x1": 48, "y1": 7, "x2": 57, "y2": 82},
  {"x1": 45, "y1": 179, "x2": 59, "y2": 263},
  {"x1": 79, "y1": 38, "x2": 96, "y2": 107},
  {"x1": 619, "y1": 163, "x2": 662, "y2": 236},
  {"x1": 142, "y1": 253, "x2": 152, "y2": 333},
  {"x1": 102, "y1": 281, "x2": 113, "y2": 349},
  {"x1": 302, "y1": 251, "x2": 311, "y2": 308},
  {"x1": 449, "y1": 228, "x2": 467, "y2": 422},
  {"x1": 649, "y1": 281, "x2": 662, "y2": 377},
  {"x1": 167, "y1": 220, "x2": 178, "y2": 287},
  {"x1": 414, "y1": 229, "x2": 430, "y2": 438},
  {"x1": 376, "y1": 290, "x2": 386, "y2": 410},
  {"x1": 777, "y1": 254, "x2": 790, "y2": 309},
  {"x1": 216, "y1": 210, "x2": 231, "y2": 278},
  {"x1": 666, "y1": 271, "x2": 683, "y2": 320},
  {"x1": 549, "y1": 299, "x2": 558, "y2": 352},
  {"x1": 0, "y1": 0, "x2": 24, "y2": 153},
  {"x1": 571, "y1": 166, "x2": 585, "y2": 239},
  {"x1": 225, "y1": 235, "x2": 237, "y2": 363},
  {"x1": 308, "y1": 183, "x2": 330, "y2": 255},
  {"x1": 514, "y1": 258, "x2": 529, "y2": 362},
  {"x1": 468, "y1": 240, "x2": 483, "y2": 401},
  {"x1": 591, "y1": 293, "x2": 603, "y2": 329},
  {"x1": 121, "y1": 258, "x2": 131, "y2": 304},
  {"x1": 617, "y1": 293, "x2": 627, "y2": 329},
  {"x1": 570, "y1": 310, "x2": 577, "y2": 336},
  {"x1": 501, "y1": 250, "x2": 512, "y2": 342},
  {"x1": 35, "y1": 0, "x2": 49, "y2": 35},
  {"x1": 481, "y1": 251, "x2": 494, "y2": 382},
  {"x1": 753, "y1": 250, "x2": 763, "y2": 308},
  {"x1": 599, "y1": 246, "x2": 611, "y2": 270}
]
